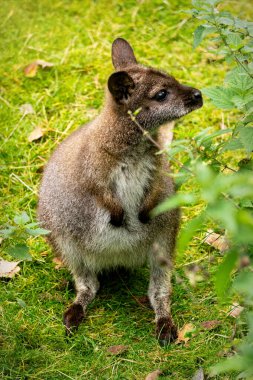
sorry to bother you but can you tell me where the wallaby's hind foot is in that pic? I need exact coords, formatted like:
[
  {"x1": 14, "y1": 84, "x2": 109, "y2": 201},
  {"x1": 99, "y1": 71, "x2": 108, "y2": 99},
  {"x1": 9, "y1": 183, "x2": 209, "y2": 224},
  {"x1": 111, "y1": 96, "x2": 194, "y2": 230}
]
[
  {"x1": 63, "y1": 303, "x2": 84, "y2": 335},
  {"x1": 156, "y1": 316, "x2": 178, "y2": 347}
]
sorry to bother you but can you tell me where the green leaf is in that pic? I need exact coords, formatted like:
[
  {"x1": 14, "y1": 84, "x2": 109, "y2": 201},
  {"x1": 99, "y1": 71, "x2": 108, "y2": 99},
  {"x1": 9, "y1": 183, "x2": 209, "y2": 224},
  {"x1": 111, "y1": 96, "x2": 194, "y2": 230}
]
[
  {"x1": 221, "y1": 138, "x2": 243, "y2": 152},
  {"x1": 25, "y1": 227, "x2": 50, "y2": 236},
  {"x1": 195, "y1": 162, "x2": 215, "y2": 187},
  {"x1": 233, "y1": 271, "x2": 253, "y2": 298},
  {"x1": 234, "y1": 17, "x2": 249, "y2": 29},
  {"x1": 226, "y1": 33, "x2": 244, "y2": 49},
  {"x1": 178, "y1": 213, "x2": 205, "y2": 254},
  {"x1": 6, "y1": 244, "x2": 32, "y2": 261},
  {"x1": 151, "y1": 193, "x2": 197, "y2": 217},
  {"x1": 225, "y1": 67, "x2": 253, "y2": 92},
  {"x1": 202, "y1": 87, "x2": 235, "y2": 109},
  {"x1": 207, "y1": 200, "x2": 237, "y2": 233},
  {"x1": 210, "y1": 355, "x2": 245, "y2": 376},
  {"x1": 193, "y1": 25, "x2": 206, "y2": 48},
  {"x1": 205, "y1": 0, "x2": 220, "y2": 5},
  {"x1": 238, "y1": 158, "x2": 253, "y2": 172},
  {"x1": 238, "y1": 127, "x2": 253, "y2": 153},
  {"x1": 215, "y1": 250, "x2": 238, "y2": 299},
  {"x1": 25, "y1": 222, "x2": 41, "y2": 228},
  {"x1": 235, "y1": 210, "x2": 253, "y2": 244},
  {"x1": 247, "y1": 25, "x2": 253, "y2": 37},
  {"x1": 196, "y1": 129, "x2": 231, "y2": 148},
  {"x1": 0, "y1": 226, "x2": 17, "y2": 237},
  {"x1": 14, "y1": 212, "x2": 30, "y2": 225},
  {"x1": 217, "y1": 17, "x2": 234, "y2": 26}
]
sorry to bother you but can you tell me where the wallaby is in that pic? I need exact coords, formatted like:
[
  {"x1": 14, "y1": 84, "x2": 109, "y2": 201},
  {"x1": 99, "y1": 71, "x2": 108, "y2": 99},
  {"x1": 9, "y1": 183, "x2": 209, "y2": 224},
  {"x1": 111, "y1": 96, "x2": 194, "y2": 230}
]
[{"x1": 38, "y1": 38, "x2": 203, "y2": 346}]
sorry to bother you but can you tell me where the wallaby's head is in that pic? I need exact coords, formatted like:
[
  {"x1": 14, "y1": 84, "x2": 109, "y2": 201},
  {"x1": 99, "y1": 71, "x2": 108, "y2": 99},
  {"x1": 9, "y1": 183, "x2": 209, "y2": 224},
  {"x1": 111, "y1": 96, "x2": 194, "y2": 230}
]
[{"x1": 107, "y1": 38, "x2": 203, "y2": 128}]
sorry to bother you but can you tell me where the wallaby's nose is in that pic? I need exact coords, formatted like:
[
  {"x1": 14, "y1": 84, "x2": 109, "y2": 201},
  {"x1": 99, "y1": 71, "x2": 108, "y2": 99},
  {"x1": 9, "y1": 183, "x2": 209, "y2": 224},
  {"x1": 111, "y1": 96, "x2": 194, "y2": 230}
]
[{"x1": 192, "y1": 90, "x2": 202, "y2": 101}]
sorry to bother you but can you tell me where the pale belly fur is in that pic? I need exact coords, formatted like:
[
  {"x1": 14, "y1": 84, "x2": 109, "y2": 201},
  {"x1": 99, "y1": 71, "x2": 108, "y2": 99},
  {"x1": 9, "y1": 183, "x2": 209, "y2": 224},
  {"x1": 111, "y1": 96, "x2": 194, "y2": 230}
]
[{"x1": 57, "y1": 155, "x2": 156, "y2": 272}]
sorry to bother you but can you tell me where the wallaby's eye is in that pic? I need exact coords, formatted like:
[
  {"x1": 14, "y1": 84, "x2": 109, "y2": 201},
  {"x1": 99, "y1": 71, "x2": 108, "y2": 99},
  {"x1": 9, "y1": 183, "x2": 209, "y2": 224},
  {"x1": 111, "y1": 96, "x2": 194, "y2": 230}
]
[{"x1": 154, "y1": 90, "x2": 168, "y2": 102}]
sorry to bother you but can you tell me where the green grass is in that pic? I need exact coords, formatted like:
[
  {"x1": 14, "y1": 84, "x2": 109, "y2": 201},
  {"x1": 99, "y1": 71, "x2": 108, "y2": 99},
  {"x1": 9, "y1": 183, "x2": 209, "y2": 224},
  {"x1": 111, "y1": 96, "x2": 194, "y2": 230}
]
[{"x1": 0, "y1": 0, "x2": 252, "y2": 379}]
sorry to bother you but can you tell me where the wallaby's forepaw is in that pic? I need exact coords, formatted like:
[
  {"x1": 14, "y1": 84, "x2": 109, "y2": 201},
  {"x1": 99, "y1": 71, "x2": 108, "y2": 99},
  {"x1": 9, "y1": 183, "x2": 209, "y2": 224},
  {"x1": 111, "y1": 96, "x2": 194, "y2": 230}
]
[
  {"x1": 110, "y1": 208, "x2": 125, "y2": 227},
  {"x1": 138, "y1": 209, "x2": 151, "y2": 224},
  {"x1": 63, "y1": 303, "x2": 84, "y2": 335},
  {"x1": 156, "y1": 317, "x2": 178, "y2": 347}
]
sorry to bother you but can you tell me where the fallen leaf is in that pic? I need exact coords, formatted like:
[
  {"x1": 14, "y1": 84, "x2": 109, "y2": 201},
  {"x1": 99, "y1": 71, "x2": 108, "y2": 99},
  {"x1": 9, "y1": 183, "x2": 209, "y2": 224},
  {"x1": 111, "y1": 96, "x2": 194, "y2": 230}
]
[
  {"x1": 192, "y1": 367, "x2": 205, "y2": 380},
  {"x1": 24, "y1": 62, "x2": 38, "y2": 77},
  {"x1": 201, "y1": 320, "x2": 221, "y2": 330},
  {"x1": 24, "y1": 60, "x2": 54, "y2": 77},
  {"x1": 0, "y1": 259, "x2": 20, "y2": 278},
  {"x1": 35, "y1": 59, "x2": 54, "y2": 68},
  {"x1": 203, "y1": 230, "x2": 229, "y2": 253},
  {"x1": 53, "y1": 257, "x2": 64, "y2": 269},
  {"x1": 176, "y1": 323, "x2": 195, "y2": 344},
  {"x1": 229, "y1": 303, "x2": 244, "y2": 318},
  {"x1": 28, "y1": 126, "x2": 44, "y2": 142},
  {"x1": 19, "y1": 103, "x2": 35, "y2": 116},
  {"x1": 107, "y1": 345, "x2": 128, "y2": 355},
  {"x1": 145, "y1": 369, "x2": 163, "y2": 380}
]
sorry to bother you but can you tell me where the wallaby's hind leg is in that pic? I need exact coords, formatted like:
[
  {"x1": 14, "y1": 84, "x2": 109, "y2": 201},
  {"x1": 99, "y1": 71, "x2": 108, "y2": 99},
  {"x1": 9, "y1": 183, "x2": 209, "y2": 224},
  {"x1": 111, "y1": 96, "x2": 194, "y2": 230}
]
[
  {"x1": 64, "y1": 270, "x2": 99, "y2": 335},
  {"x1": 148, "y1": 243, "x2": 177, "y2": 346}
]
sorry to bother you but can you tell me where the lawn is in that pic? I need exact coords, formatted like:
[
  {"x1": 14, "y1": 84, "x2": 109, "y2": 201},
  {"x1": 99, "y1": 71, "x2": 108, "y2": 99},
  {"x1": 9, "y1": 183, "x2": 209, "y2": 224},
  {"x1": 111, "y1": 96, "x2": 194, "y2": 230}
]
[{"x1": 0, "y1": 0, "x2": 251, "y2": 379}]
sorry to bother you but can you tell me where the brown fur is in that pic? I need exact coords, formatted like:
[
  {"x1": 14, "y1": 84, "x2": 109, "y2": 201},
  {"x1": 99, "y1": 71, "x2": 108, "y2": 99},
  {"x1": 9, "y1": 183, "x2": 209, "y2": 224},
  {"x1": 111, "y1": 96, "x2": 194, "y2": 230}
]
[{"x1": 38, "y1": 38, "x2": 202, "y2": 345}]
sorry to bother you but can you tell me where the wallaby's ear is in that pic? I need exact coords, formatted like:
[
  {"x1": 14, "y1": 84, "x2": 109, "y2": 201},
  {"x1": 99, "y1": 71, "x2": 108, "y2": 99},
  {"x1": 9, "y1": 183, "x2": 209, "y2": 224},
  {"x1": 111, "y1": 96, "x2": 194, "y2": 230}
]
[
  {"x1": 108, "y1": 71, "x2": 135, "y2": 103},
  {"x1": 112, "y1": 38, "x2": 137, "y2": 69}
]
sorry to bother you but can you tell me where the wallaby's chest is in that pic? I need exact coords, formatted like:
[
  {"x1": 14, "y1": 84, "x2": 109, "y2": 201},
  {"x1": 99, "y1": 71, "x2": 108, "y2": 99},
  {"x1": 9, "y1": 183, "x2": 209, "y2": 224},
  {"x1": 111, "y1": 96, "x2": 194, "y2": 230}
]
[{"x1": 112, "y1": 156, "x2": 155, "y2": 212}]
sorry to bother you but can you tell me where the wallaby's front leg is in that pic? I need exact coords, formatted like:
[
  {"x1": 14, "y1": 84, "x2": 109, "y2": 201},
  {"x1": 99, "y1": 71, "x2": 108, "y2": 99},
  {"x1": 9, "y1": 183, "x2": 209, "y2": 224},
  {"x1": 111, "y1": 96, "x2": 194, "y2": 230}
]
[
  {"x1": 148, "y1": 255, "x2": 177, "y2": 346},
  {"x1": 96, "y1": 190, "x2": 124, "y2": 227},
  {"x1": 138, "y1": 185, "x2": 160, "y2": 224},
  {"x1": 64, "y1": 270, "x2": 99, "y2": 335},
  {"x1": 89, "y1": 183, "x2": 124, "y2": 227}
]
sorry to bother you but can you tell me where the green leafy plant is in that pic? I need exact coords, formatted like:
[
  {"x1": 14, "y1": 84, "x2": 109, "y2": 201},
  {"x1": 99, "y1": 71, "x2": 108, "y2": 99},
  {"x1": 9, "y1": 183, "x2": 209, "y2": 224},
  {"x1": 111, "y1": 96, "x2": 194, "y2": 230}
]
[
  {"x1": 153, "y1": 0, "x2": 253, "y2": 377},
  {"x1": 0, "y1": 211, "x2": 49, "y2": 261}
]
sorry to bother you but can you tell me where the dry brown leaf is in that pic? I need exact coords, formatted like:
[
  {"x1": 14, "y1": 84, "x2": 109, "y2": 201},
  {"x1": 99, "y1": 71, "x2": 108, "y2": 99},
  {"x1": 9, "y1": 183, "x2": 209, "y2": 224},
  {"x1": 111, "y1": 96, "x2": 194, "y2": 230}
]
[
  {"x1": 176, "y1": 323, "x2": 195, "y2": 344},
  {"x1": 28, "y1": 126, "x2": 44, "y2": 142},
  {"x1": 203, "y1": 230, "x2": 229, "y2": 253},
  {"x1": 0, "y1": 259, "x2": 20, "y2": 278},
  {"x1": 35, "y1": 59, "x2": 54, "y2": 68},
  {"x1": 53, "y1": 257, "x2": 64, "y2": 270},
  {"x1": 229, "y1": 303, "x2": 244, "y2": 318},
  {"x1": 19, "y1": 103, "x2": 35, "y2": 116},
  {"x1": 24, "y1": 60, "x2": 54, "y2": 77},
  {"x1": 24, "y1": 62, "x2": 38, "y2": 77},
  {"x1": 201, "y1": 320, "x2": 221, "y2": 330},
  {"x1": 145, "y1": 369, "x2": 163, "y2": 380},
  {"x1": 107, "y1": 345, "x2": 128, "y2": 355}
]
